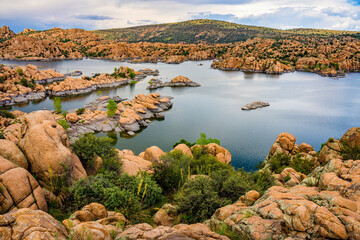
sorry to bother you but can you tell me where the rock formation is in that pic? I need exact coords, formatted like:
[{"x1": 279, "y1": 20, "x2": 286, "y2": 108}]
[
  {"x1": 66, "y1": 93, "x2": 172, "y2": 138},
  {"x1": 0, "y1": 157, "x2": 47, "y2": 213},
  {"x1": 0, "y1": 208, "x2": 68, "y2": 239},
  {"x1": 18, "y1": 111, "x2": 87, "y2": 185},
  {"x1": 147, "y1": 75, "x2": 200, "y2": 90},
  {"x1": 0, "y1": 26, "x2": 15, "y2": 40},
  {"x1": 241, "y1": 101, "x2": 270, "y2": 110},
  {"x1": 208, "y1": 129, "x2": 360, "y2": 240}
]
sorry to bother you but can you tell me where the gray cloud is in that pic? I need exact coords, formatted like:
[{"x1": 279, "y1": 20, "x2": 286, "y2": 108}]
[{"x1": 74, "y1": 15, "x2": 114, "y2": 20}]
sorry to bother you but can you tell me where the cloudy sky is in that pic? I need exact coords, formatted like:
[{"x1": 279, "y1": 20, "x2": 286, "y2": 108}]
[{"x1": 1, "y1": 0, "x2": 360, "y2": 33}]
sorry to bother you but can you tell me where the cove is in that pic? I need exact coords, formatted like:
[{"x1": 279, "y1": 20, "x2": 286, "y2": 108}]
[{"x1": 2, "y1": 58, "x2": 360, "y2": 171}]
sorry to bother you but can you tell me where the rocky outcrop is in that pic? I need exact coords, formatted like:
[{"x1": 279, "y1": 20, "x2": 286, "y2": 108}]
[
  {"x1": 143, "y1": 146, "x2": 166, "y2": 162},
  {"x1": 47, "y1": 75, "x2": 129, "y2": 97},
  {"x1": 147, "y1": 75, "x2": 200, "y2": 90},
  {"x1": 172, "y1": 143, "x2": 193, "y2": 158},
  {"x1": 18, "y1": 111, "x2": 87, "y2": 185},
  {"x1": 209, "y1": 128, "x2": 360, "y2": 240},
  {"x1": 0, "y1": 157, "x2": 47, "y2": 213},
  {"x1": 0, "y1": 64, "x2": 65, "y2": 106},
  {"x1": 192, "y1": 143, "x2": 232, "y2": 164},
  {"x1": 0, "y1": 208, "x2": 68, "y2": 239},
  {"x1": 241, "y1": 101, "x2": 270, "y2": 110},
  {"x1": 264, "y1": 132, "x2": 319, "y2": 169},
  {"x1": 153, "y1": 204, "x2": 179, "y2": 226},
  {"x1": 66, "y1": 93, "x2": 172, "y2": 138},
  {"x1": 0, "y1": 26, "x2": 15, "y2": 40},
  {"x1": 116, "y1": 149, "x2": 152, "y2": 176},
  {"x1": 117, "y1": 223, "x2": 229, "y2": 240}
]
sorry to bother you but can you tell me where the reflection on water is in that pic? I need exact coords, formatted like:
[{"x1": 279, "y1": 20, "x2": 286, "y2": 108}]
[{"x1": 2, "y1": 59, "x2": 360, "y2": 171}]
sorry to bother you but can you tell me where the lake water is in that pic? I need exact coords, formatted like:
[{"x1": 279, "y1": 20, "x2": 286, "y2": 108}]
[{"x1": 2, "y1": 59, "x2": 360, "y2": 171}]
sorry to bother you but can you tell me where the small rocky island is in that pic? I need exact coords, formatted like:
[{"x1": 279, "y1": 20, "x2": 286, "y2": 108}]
[
  {"x1": 146, "y1": 75, "x2": 200, "y2": 90},
  {"x1": 63, "y1": 93, "x2": 173, "y2": 138},
  {"x1": 241, "y1": 101, "x2": 270, "y2": 110}
]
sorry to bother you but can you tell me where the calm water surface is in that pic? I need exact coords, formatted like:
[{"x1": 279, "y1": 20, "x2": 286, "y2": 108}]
[{"x1": 2, "y1": 59, "x2": 360, "y2": 171}]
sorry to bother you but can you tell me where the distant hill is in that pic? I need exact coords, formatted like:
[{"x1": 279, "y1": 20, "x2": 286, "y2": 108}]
[{"x1": 93, "y1": 19, "x2": 360, "y2": 44}]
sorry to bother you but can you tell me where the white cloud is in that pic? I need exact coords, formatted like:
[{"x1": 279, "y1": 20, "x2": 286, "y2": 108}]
[{"x1": 0, "y1": 0, "x2": 360, "y2": 32}]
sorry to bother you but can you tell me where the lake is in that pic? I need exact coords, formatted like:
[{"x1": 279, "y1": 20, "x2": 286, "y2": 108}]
[{"x1": 2, "y1": 58, "x2": 360, "y2": 171}]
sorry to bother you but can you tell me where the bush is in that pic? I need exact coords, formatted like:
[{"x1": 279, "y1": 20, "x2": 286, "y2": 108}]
[
  {"x1": 152, "y1": 150, "x2": 192, "y2": 195},
  {"x1": 128, "y1": 69, "x2": 136, "y2": 79},
  {"x1": 268, "y1": 153, "x2": 291, "y2": 173},
  {"x1": 172, "y1": 139, "x2": 195, "y2": 148},
  {"x1": 70, "y1": 172, "x2": 164, "y2": 221},
  {"x1": 107, "y1": 99, "x2": 117, "y2": 117},
  {"x1": 53, "y1": 97, "x2": 62, "y2": 114},
  {"x1": 16, "y1": 67, "x2": 24, "y2": 75},
  {"x1": 0, "y1": 110, "x2": 15, "y2": 119},
  {"x1": 175, "y1": 176, "x2": 230, "y2": 223},
  {"x1": 57, "y1": 119, "x2": 69, "y2": 131},
  {"x1": 71, "y1": 134, "x2": 121, "y2": 174},
  {"x1": 196, "y1": 133, "x2": 220, "y2": 145},
  {"x1": 290, "y1": 155, "x2": 315, "y2": 175},
  {"x1": 76, "y1": 108, "x2": 85, "y2": 115},
  {"x1": 341, "y1": 140, "x2": 360, "y2": 160}
]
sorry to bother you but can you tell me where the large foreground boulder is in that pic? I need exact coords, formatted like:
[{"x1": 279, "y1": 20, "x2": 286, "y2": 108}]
[
  {"x1": 18, "y1": 111, "x2": 87, "y2": 184},
  {"x1": 0, "y1": 156, "x2": 47, "y2": 214},
  {"x1": 0, "y1": 208, "x2": 68, "y2": 239}
]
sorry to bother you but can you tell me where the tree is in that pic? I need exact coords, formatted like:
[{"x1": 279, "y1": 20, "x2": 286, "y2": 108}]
[
  {"x1": 107, "y1": 99, "x2": 117, "y2": 117},
  {"x1": 53, "y1": 97, "x2": 62, "y2": 114}
]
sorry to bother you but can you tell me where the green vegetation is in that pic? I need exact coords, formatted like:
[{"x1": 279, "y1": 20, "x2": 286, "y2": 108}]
[
  {"x1": 196, "y1": 133, "x2": 220, "y2": 145},
  {"x1": 130, "y1": 80, "x2": 138, "y2": 85},
  {"x1": 172, "y1": 139, "x2": 195, "y2": 148},
  {"x1": 0, "y1": 110, "x2": 15, "y2": 119},
  {"x1": 19, "y1": 78, "x2": 36, "y2": 89},
  {"x1": 107, "y1": 99, "x2": 117, "y2": 117},
  {"x1": 267, "y1": 153, "x2": 316, "y2": 175},
  {"x1": 215, "y1": 223, "x2": 252, "y2": 240},
  {"x1": 57, "y1": 119, "x2": 69, "y2": 131},
  {"x1": 70, "y1": 134, "x2": 121, "y2": 174},
  {"x1": 341, "y1": 140, "x2": 360, "y2": 160},
  {"x1": 93, "y1": 19, "x2": 360, "y2": 44},
  {"x1": 53, "y1": 97, "x2": 62, "y2": 114},
  {"x1": 16, "y1": 67, "x2": 24, "y2": 75},
  {"x1": 46, "y1": 133, "x2": 278, "y2": 226},
  {"x1": 75, "y1": 108, "x2": 85, "y2": 115},
  {"x1": 152, "y1": 147, "x2": 274, "y2": 223},
  {"x1": 128, "y1": 69, "x2": 136, "y2": 79}
]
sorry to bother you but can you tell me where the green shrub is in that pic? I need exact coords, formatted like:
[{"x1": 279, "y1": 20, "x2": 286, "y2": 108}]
[
  {"x1": 221, "y1": 173, "x2": 253, "y2": 202},
  {"x1": 71, "y1": 134, "x2": 121, "y2": 174},
  {"x1": 152, "y1": 150, "x2": 192, "y2": 195},
  {"x1": 76, "y1": 108, "x2": 85, "y2": 115},
  {"x1": 172, "y1": 139, "x2": 195, "y2": 148},
  {"x1": 196, "y1": 133, "x2": 220, "y2": 145},
  {"x1": 175, "y1": 176, "x2": 230, "y2": 223},
  {"x1": 130, "y1": 80, "x2": 138, "y2": 86},
  {"x1": 128, "y1": 69, "x2": 136, "y2": 79},
  {"x1": 107, "y1": 99, "x2": 117, "y2": 118},
  {"x1": 290, "y1": 155, "x2": 315, "y2": 175},
  {"x1": 16, "y1": 67, "x2": 24, "y2": 75},
  {"x1": 57, "y1": 119, "x2": 69, "y2": 130},
  {"x1": 341, "y1": 140, "x2": 360, "y2": 160},
  {"x1": 250, "y1": 170, "x2": 275, "y2": 195},
  {"x1": 268, "y1": 153, "x2": 291, "y2": 173},
  {"x1": 53, "y1": 97, "x2": 62, "y2": 114},
  {"x1": 0, "y1": 110, "x2": 15, "y2": 119},
  {"x1": 70, "y1": 172, "x2": 164, "y2": 221}
]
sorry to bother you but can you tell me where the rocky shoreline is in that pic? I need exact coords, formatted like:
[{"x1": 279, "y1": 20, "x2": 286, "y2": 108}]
[
  {"x1": 64, "y1": 93, "x2": 173, "y2": 138},
  {"x1": 0, "y1": 64, "x2": 160, "y2": 106}
]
